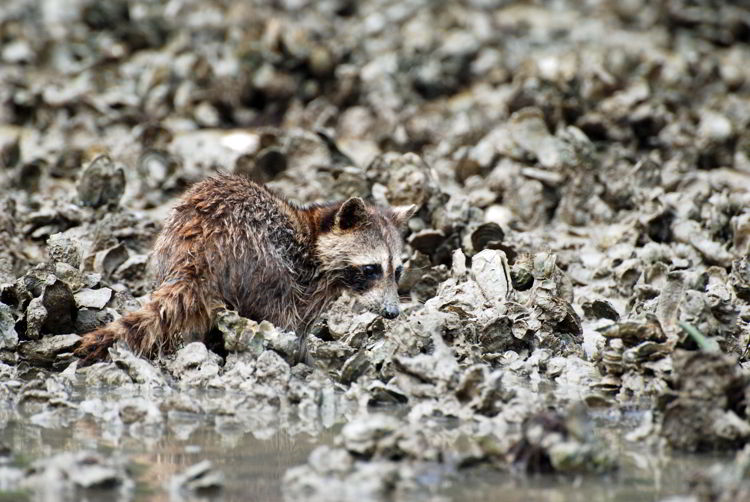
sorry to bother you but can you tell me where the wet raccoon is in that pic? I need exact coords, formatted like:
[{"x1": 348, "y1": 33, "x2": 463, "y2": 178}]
[{"x1": 76, "y1": 174, "x2": 416, "y2": 363}]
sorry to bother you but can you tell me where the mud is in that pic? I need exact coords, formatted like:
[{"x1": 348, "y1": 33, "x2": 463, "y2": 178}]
[{"x1": 1, "y1": 0, "x2": 750, "y2": 500}]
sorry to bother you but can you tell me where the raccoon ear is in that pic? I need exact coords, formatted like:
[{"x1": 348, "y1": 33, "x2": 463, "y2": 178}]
[
  {"x1": 335, "y1": 197, "x2": 368, "y2": 231},
  {"x1": 390, "y1": 204, "x2": 418, "y2": 227}
]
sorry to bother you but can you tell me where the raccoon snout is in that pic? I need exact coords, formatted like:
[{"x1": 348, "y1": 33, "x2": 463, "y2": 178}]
[{"x1": 382, "y1": 304, "x2": 400, "y2": 319}]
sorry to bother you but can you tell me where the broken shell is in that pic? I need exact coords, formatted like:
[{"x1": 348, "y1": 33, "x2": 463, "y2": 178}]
[
  {"x1": 731, "y1": 257, "x2": 750, "y2": 301},
  {"x1": 138, "y1": 149, "x2": 180, "y2": 188},
  {"x1": 581, "y1": 299, "x2": 620, "y2": 321},
  {"x1": 509, "y1": 107, "x2": 576, "y2": 169},
  {"x1": 47, "y1": 232, "x2": 83, "y2": 269},
  {"x1": 340, "y1": 350, "x2": 371, "y2": 384},
  {"x1": 471, "y1": 249, "x2": 511, "y2": 301},
  {"x1": 21, "y1": 451, "x2": 129, "y2": 492},
  {"x1": 19, "y1": 334, "x2": 81, "y2": 365},
  {"x1": 0, "y1": 302, "x2": 18, "y2": 350},
  {"x1": 39, "y1": 279, "x2": 77, "y2": 335},
  {"x1": 510, "y1": 253, "x2": 534, "y2": 291},
  {"x1": 0, "y1": 127, "x2": 20, "y2": 168},
  {"x1": 73, "y1": 288, "x2": 112, "y2": 310},
  {"x1": 470, "y1": 222, "x2": 505, "y2": 253},
  {"x1": 599, "y1": 319, "x2": 666, "y2": 346},
  {"x1": 169, "y1": 460, "x2": 224, "y2": 493},
  {"x1": 93, "y1": 244, "x2": 129, "y2": 278},
  {"x1": 590, "y1": 374, "x2": 622, "y2": 394},
  {"x1": 236, "y1": 147, "x2": 288, "y2": 183},
  {"x1": 365, "y1": 152, "x2": 437, "y2": 209},
  {"x1": 77, "y1": 155, "x2": 126, "y2": 208},
  {"x1": 408, "y1": 229, "x2": 446, "y2": 256},
  {"x1": 660, "y1": 351, "x2": 750, "y2": 451}
]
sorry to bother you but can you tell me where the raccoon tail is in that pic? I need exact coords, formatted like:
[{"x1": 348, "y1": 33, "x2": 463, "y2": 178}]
[{"x1": 75, "y1": 279, "x2": 216, "y2": 365}]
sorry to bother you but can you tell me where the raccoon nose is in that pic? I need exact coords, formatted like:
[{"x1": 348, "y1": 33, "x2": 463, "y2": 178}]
[{"x1": 382, "y1": 305, "x2": 400, "y2": 319}]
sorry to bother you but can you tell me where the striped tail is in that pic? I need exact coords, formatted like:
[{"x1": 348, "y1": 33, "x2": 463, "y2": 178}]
[{"x1": 75, "y1": 279, "x2": 215, "y2": 364}]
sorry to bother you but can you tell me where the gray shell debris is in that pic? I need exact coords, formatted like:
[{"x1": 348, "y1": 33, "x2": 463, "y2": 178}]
[
  {"x1": 1, "y1": 0, "x2": 750, "y2": 500},
  {"x1": 18, "y1": 451, "x2": 133, "y2": 498},
  {"x1": 168, "y1": 460, "x2": 224, "y2": 495},
  {"x1": 77, "y1": 155, "x2": 126, "y2": 209}
]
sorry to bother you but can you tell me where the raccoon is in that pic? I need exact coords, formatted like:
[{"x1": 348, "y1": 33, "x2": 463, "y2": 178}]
[{"x1": 75, "y1": 174, "x2": 416, "y2": 363}]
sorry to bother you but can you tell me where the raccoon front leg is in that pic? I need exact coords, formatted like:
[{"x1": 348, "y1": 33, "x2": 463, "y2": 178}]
[{"x1": 76, "y1": 278, "x2": 216, "y2": 364}]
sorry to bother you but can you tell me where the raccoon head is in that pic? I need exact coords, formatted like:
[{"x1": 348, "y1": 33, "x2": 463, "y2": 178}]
[{"x1": 316, "y1": 197, "x2": 417, "y2": 320}]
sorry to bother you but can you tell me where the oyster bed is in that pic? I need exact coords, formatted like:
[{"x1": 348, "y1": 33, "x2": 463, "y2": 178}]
[{"x1": 1, "y1": 0, "x2": 750, "y2": 500}]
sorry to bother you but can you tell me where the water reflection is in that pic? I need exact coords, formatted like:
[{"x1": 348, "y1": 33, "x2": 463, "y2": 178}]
[
  {"x1": 0, "y1": 391, "x2": 736, "y2": 502},
  {"x1": 2, "y1": 412, "x2": 337, "y2": 502}
]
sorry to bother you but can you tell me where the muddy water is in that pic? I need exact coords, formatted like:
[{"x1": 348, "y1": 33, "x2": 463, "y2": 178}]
[
  {"x1": 1, "y1": 397, "x2": 729, "y2": 502},
  {"x1": 445, "y1": 435, "x2": 726, "y2": 502},
  {"x1": 2, "y1": 422, "x2": 335, "y2": 502},
  {"x1": 1, "y1": 387, "x2": 337, "y2": 502},
  {"x1": 444, "y1": 454, "x2": 719, "y2": 502}
]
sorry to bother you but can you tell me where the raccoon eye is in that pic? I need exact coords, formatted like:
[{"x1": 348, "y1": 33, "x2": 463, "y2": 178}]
[
  {"x1": 362, "y1": 264, "x2": 382, "y2": 279},
  {"x1": 394, "y1": 265, "x2": 403, "y2": 282}
]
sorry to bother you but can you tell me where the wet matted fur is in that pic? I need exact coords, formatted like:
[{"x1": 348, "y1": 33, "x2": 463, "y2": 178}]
[{"x1": 76, "y1": 174, "x2": 416, "y2": 363}]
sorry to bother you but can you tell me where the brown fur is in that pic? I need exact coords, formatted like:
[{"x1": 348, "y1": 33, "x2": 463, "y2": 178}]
[{"x1": 76, "y1": 174, "x2": 415, "y2": 364}]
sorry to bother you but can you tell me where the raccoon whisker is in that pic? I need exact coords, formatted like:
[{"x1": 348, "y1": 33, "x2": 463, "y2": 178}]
[
  {"x1": 405, "y1": 264, "x2": 434, "y2": 273},
  {"x1": 400, "y1": 297, "x2": 426, "y2": 306}
]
